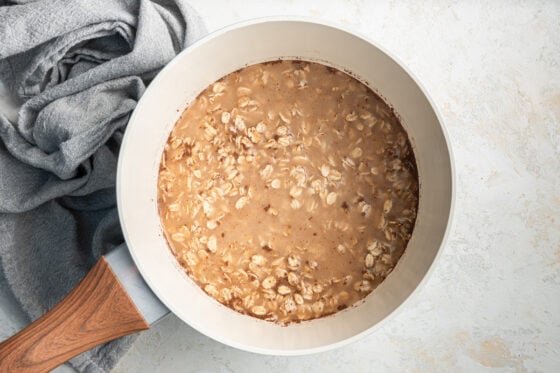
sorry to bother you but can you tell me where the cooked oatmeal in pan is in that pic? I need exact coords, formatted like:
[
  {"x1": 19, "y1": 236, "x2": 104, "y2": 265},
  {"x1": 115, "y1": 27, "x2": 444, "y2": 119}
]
[{"x1": 158, "y1": 60, "x2": 418, "y2": 324}]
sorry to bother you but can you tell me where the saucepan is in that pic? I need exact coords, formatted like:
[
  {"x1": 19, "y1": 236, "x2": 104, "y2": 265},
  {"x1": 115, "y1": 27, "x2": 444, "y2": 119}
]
[{"x1": 0, "y1": 18, "x2": 454, "y2": 371}]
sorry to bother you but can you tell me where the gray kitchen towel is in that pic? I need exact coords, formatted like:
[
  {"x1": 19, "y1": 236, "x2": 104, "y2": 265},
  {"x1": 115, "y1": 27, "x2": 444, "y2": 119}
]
[{"x1": 0, "y1": 0, "x2": 206, "y2": 371}]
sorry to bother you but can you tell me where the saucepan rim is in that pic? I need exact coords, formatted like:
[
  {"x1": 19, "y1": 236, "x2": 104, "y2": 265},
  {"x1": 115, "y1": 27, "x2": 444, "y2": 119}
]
[{"x1": 116, "y1": 16, "x2": 456, "y2": 355}]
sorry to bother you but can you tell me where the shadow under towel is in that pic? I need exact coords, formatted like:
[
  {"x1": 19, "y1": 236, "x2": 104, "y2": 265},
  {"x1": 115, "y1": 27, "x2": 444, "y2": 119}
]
[{"x1": 0, "y1": 0, "x2": 206, "y2": 371}]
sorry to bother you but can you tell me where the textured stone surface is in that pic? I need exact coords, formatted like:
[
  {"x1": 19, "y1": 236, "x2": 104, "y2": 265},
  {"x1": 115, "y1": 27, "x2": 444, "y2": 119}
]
[{"x1": 1, "y1": 1, "x2": 559, "y2": 372}]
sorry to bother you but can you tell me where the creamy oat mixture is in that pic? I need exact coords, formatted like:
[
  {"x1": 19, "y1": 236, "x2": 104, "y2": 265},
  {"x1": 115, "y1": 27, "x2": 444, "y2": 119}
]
[{"x1": 158, "y1": 60, "x2": 418, "y2": 324}]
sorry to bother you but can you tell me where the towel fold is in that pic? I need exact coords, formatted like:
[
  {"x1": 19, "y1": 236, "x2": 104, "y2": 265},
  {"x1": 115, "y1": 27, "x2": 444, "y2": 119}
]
[{"x1": 0, "y1": 0, "x2": 206, "y2": 371}]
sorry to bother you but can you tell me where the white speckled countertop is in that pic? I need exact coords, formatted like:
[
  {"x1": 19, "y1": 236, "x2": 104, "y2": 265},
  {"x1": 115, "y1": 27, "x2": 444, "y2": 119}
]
[{"x1": 1, "y1": 1, "x2": 559, "y2": 372}]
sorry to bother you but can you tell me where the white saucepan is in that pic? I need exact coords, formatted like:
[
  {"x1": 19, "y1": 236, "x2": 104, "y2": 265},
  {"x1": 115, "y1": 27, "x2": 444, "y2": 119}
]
[{"x1": 0, "y1": 18, "x2": 454, "y2": 371}]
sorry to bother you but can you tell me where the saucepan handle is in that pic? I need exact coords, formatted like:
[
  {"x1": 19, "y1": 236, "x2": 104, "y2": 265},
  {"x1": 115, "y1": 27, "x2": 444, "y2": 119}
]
[{"x1": 0, "y1": 257, "x2": 149, "y2": 372}]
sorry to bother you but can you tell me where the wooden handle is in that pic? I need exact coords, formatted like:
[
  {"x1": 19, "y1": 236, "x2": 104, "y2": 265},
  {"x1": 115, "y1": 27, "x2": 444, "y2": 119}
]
[{"x1": 0, "y1": 257, "x2": 149, "y2": 372}]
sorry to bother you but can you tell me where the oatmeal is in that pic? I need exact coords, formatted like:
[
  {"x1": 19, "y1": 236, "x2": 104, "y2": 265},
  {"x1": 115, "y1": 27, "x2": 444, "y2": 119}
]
[{"x1": 158, "y1": 60, "x2": 418, "y2": 324}]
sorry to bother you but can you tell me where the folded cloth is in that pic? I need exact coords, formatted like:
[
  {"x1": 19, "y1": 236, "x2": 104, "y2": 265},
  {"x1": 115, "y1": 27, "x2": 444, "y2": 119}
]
[{"x1": 0, "y1": 0, "x2": 206, "y2": 371}]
